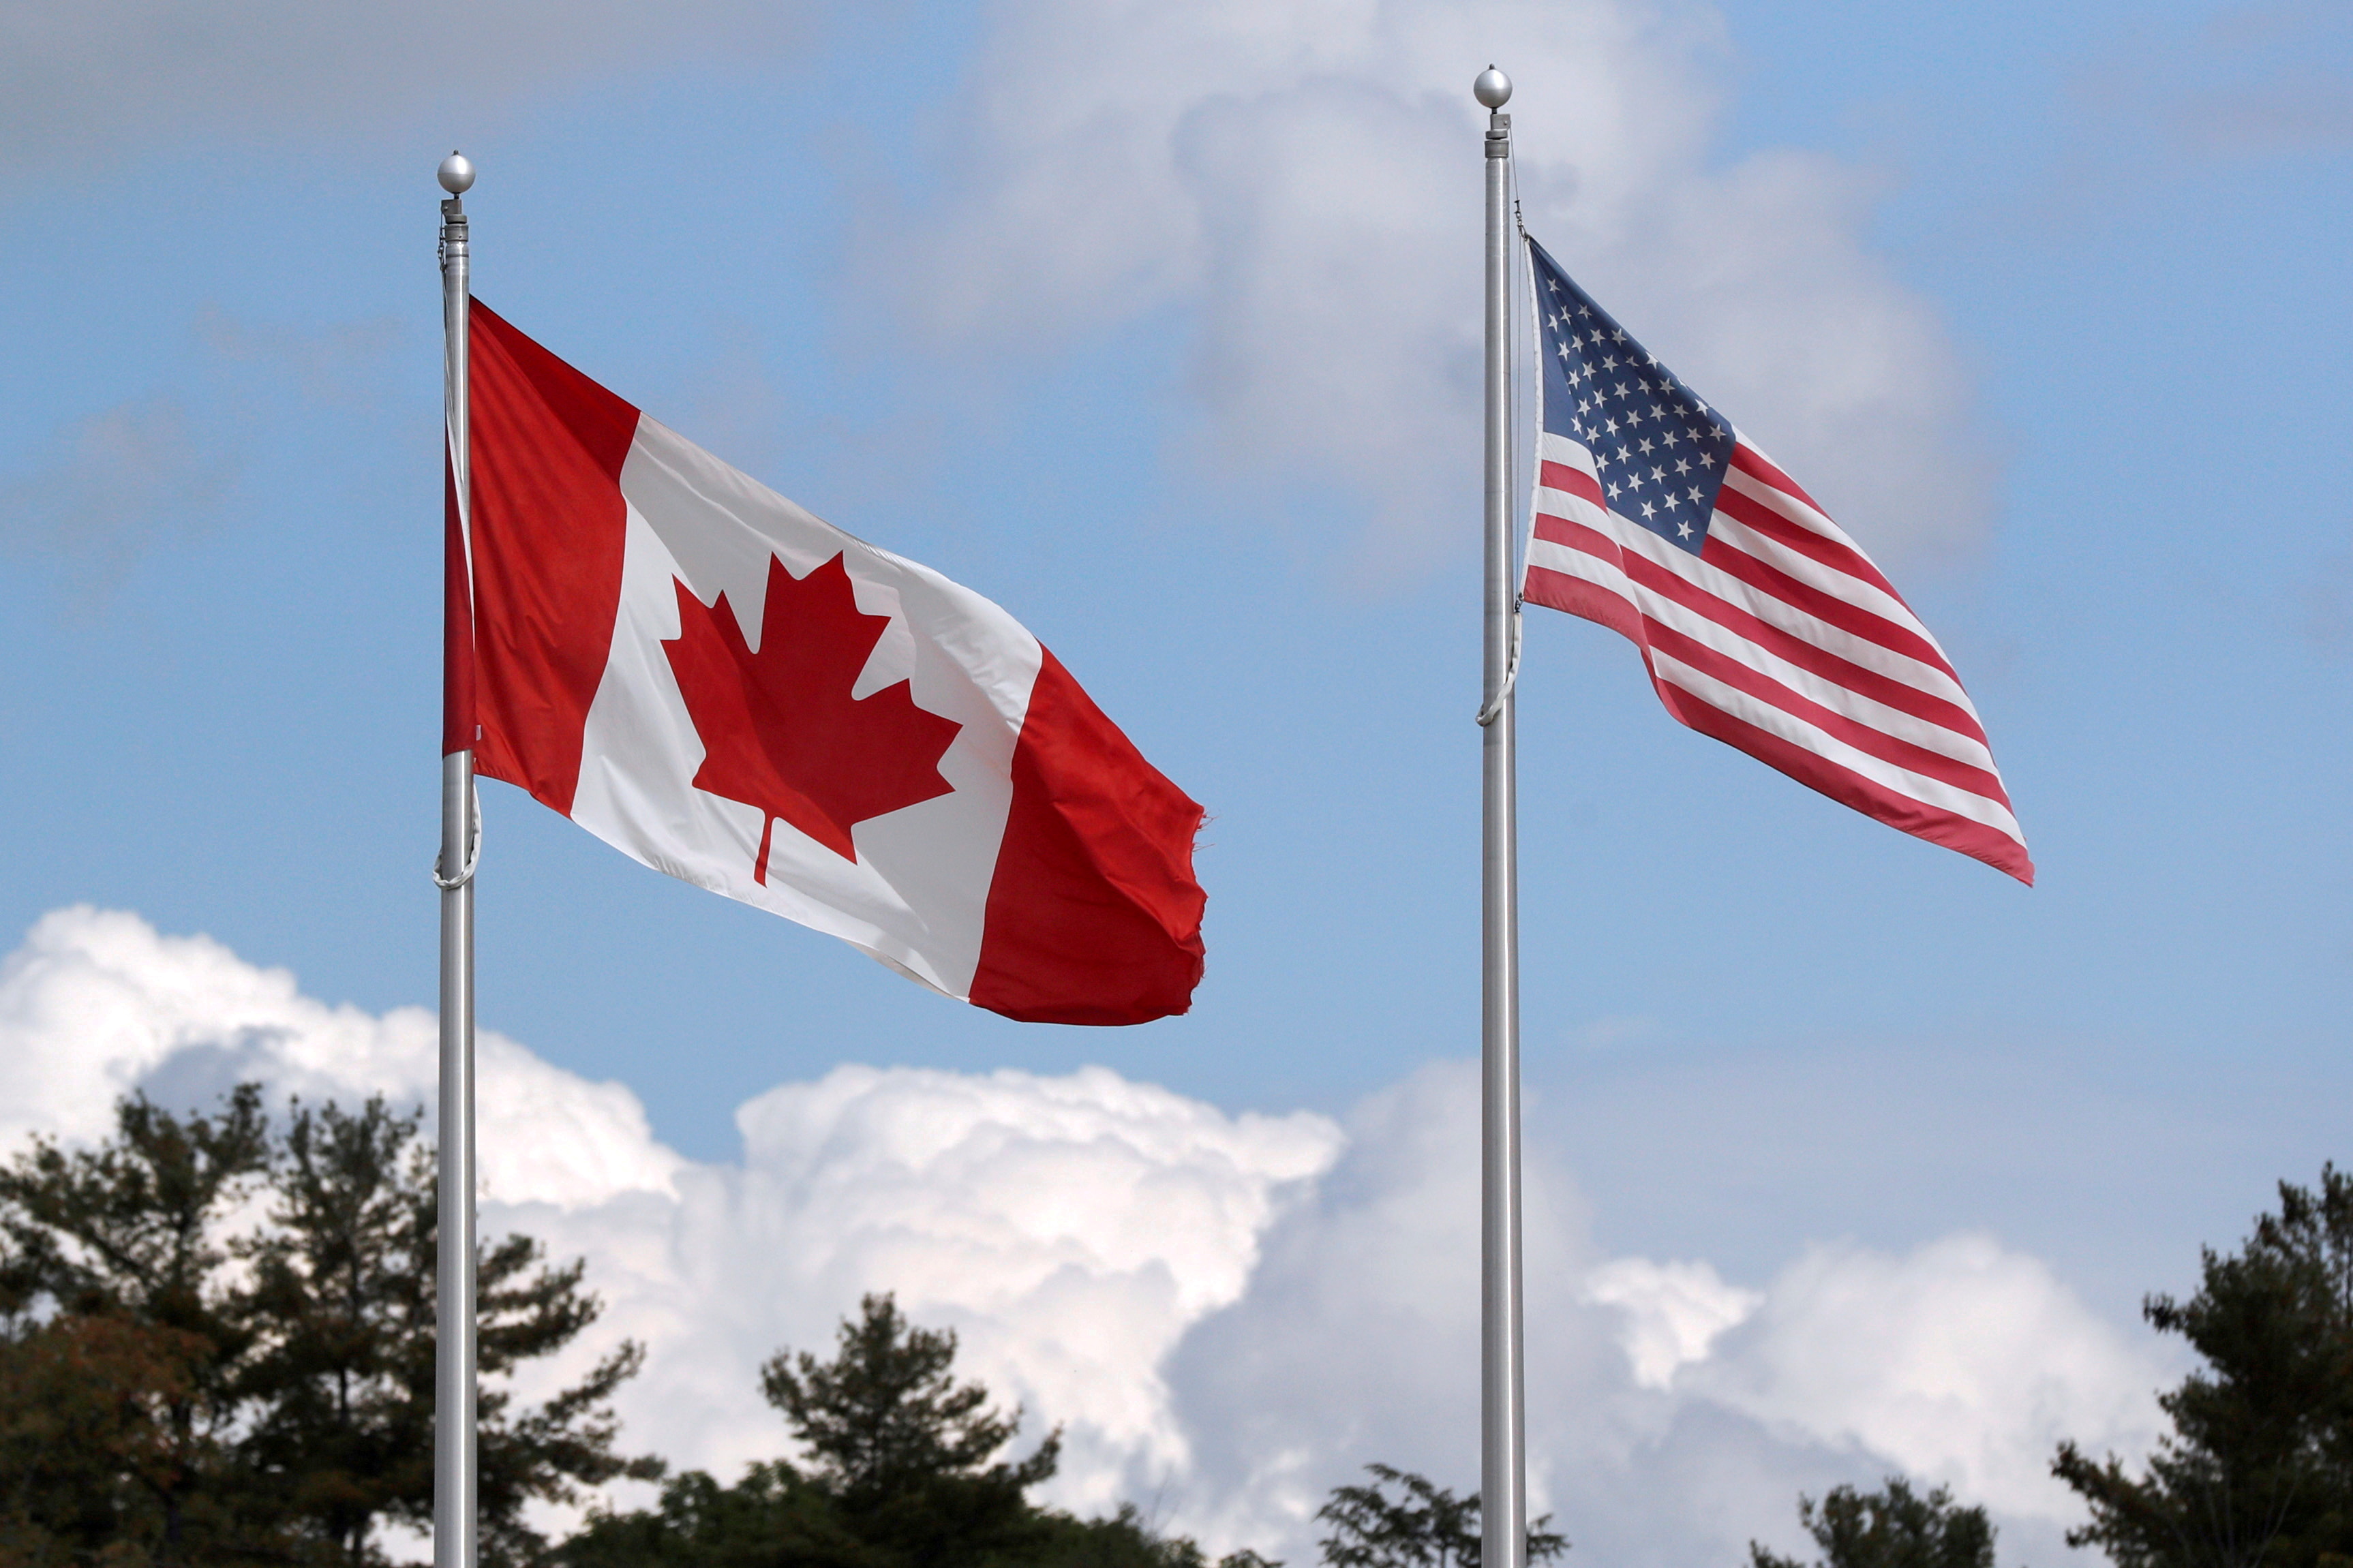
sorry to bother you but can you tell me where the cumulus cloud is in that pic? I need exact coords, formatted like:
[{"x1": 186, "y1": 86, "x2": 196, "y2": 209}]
[
  {"x1": 909, "y1": 0, "x2": 1995, "y2": 574},
  {"x1": 0, "y1": 0, "x2": 817, "y2": 168},
  {"x1": 0, "y1": 906, "x2": 681, "y2": 1205},
  {"x1": 1157, "y1": 1075, "x2": 2166, "y2": 1567},
  {"x1": 0, "y1": 907, "x2": 2163, "y2": 1565},
  {"x1": 1588, "y1": 1256, "x2": 1762, "y2": 1390},
  {"x1": 1692, "y1": 1235, "x2": 2167, "y2": 1522}
]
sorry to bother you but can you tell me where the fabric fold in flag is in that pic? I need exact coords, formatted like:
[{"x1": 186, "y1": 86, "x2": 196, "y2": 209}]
[
  {"x1": 445, "y1": 299, "x2": 1206, "y2": 1024},
  {"x1": 1518, "y1": 236, "x2": 2032, "y2": 884}
]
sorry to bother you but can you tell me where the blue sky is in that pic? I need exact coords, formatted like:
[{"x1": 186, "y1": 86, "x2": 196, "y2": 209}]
[{"x1": 1, "y1": 0, "x2": 2348, "y2": 1558}]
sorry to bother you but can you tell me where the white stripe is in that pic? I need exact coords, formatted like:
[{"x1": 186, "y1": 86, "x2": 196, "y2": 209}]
[
  {"x1": 1629, "y1": 585, "x2": 2000, "y2": 773},
  {"x1": 1707, "y1": 504, "x2": 1932, "y2": 639},
  {"x1": 1527, "y1": 529, "x2": 1637, "y2": 602},
  {"x1": 1535, "y1": 483, "x2": 1610, "y2": 532},
  {"x1": 1568, "y1": 427, "x2": 1956, "y2": 668},
  {"x1": 1564, "y1": 502, "x2": 1982, "y2": 716},
  {"x1": 1531, "y1": 512, "x2": 1994, "y2": 765},
  {"x1": 1719, "y1": 452, "x2": 1850, "y2": 544},
  {"x1": 1538, "y1": 429, "x2": 1596, "y2": 470},
  {"x1": 1726, "y1": 448, "x2": 1959, "y2": 668},
  {"x1": 1648, "y1": 647, "x2": 2024, "y2": 842}
]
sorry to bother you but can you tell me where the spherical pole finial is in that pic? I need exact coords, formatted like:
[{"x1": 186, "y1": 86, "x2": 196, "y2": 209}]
[
  {"x1": 1473, "y1": 66, "x2": 1512, "y2": 110},
  {"x1": 438, "y1": 151, "x2": 476, "y2": 196}
]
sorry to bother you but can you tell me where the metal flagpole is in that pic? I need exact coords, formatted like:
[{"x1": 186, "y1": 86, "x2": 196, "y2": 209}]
[
  {"x1": 1474, "y1": 65, "x2": 1528, "y2": 1568},
  {"x1": 434, "y1": 149, "x2": 480, "y2": 1568}
]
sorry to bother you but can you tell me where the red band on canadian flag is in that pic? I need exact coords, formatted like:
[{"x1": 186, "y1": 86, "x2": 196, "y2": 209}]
[{"x1": 454, "y1": 301, "x2": 1205, "y2": 1025}]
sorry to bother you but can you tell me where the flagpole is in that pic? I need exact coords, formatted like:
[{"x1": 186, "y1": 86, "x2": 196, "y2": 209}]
[
  {"x1": 434, "y1": 149, "x2": 480, "y2": 1568},
  {"x1": 1473, "y1": 63, "x2": 1527, "y2": 1568}
]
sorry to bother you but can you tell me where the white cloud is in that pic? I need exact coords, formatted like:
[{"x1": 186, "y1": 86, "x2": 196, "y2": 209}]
[
  {"x1": 0, "y1": 906, "x2": 680, "y2": 1207},
  {"x1": 0, "y1": 908, "x2": 2162, "y2": 1565},
  {"x1": 1692, "y1": 1234, "x2": 2168, "y2": 1522},
  {"x1": 911, "y1": 0, "x2": 1993, "y2": 575},
  {"x1": 1588, "y1": 1256, "x2": 1762, "y2": 1389}
]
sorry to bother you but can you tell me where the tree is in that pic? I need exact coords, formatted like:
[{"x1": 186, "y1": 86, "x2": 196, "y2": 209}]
[
  {"x1": 761, "y1": 1293, "x2": 1059, "y2": 1500},
  {"x1": 755, "y1": 1292, "x2": 1058, "y2": 1565},
  {"x1": 1316, "y1": 1464, "x2": 1566, "y2": 1568},
  {"x1": 234, "y1": 1094, "x2": 661, "y2": 1565},
  {"x1": 0, "y1": 1086, "x2": 656, "y2": 1567},
  {"x1": 0, "y1": 1312, "x2": 224, "y2": 1566},
  {"x1": 556, "y1": 1293, "x2": 1273, "y2": 1568},
  {"x1": 0, "y1": 1084, "x2": 284, "y2": 1564},
  {"x1": 1747, "y1": 1479, "x2": 1994, "y2": 1568},
  {"x1": 2054, "y1": 1166, "x2": 2353, "y2": 1568}
]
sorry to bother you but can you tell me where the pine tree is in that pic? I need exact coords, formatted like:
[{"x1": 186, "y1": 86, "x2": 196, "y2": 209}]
[
  {"x1": 2054, "y1": 1166, "x2": 2353, "y2": 1568},
  {"x1": 0, "y1": 1084, "x2": 283, "y2": 1563},
  {"x1": 556, "y1": 1293, "x2": 1273, "y2": 1568},
  {"x1": 0, "y1": 1086, "x2": 657, "y2": 1566},
  {"x1": 1747, "y1": 1479, "x2": 1994, "y2": 1568},
  {"x1": 757, "y1": 1293, "x2": 1059, "y2": 1565},
  {"x1": 233, "y1": 1094, "x2": 661, "y2": 1565},
  {"x1": 1315, "y1": 1464, "x2": 1566, "y2": 1568}
]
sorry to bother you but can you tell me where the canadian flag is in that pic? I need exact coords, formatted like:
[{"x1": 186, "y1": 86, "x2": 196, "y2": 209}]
[{"x1": 444, "y1": 302, "x2": 1206, "y2": 1025}]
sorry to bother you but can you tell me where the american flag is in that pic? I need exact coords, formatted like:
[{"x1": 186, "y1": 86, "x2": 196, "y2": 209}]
[{"x1": 1519, "y1": 236, "x2": 2032, "y2": 883}]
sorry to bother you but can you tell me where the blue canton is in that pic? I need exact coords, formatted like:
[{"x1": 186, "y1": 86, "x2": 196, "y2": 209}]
[{"x1": 1531, "y1": 239, "x2": 1734, "y2": 557}]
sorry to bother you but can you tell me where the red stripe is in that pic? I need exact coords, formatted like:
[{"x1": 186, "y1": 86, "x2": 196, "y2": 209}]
[
  {"x1": 1539, "y1": 458, "x2": 1605, "y2": 508},
  {"x1": 968, "y1": 649, "x2": 1207, "y2": 1026},
  {"x1": 466, "y1": 299, "x2": 639, "y2": 817},
  {"x1": 1658, "y1": 679, "x2": 2033, "y2": 885},
  {"x1": 1523, "y1": 544, "x2": 2032, "y2": 882},
  {"x1": 1701, "y1": 529, "x2": 1958, "y2": 681},
  {"x1": 1641, "y1": 619, "x2": 2014, "y2": 807},
  {"x1": 1531, "y1": 510, "x2": 1598, "y2": 551},
  {"x1": 1524, "y1": 559, "x2": 1643, "y2": 642},
  {"x1": 1532, "y1": 511, "x2": 1989, "y2": 747},
  {"x1": 1729, "y1": 444, "x2": 1825, "y2": 516},
  {"x1": 1711, "y1": 481, "x2": 1907, "y2": 608}
]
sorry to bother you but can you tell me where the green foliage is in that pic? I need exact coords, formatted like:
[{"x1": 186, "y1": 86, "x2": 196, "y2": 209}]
[
  {"x1": 763, "y1": 1293, "x2": 1059, "y2": 1495},
  {"x1": 2054, "y1": 1166, "x2": 2353, "y2": 1568},
  {"x1": 0, "y1": 1085, "x2": 290, "y2": 1564},
  {"x1": 0, "y1": 1310, "x2": 249, "y2": 1566},
  {"x1": 0, "y1": 1086, "x2": 654, "y2": 1567},
  {"x1": 1315, "y1": 1464, "x2": 1566, "y2": 1568},
  {"x1": 556, "y1": 1294, "x2": 1270, "y2": 1568},
  {"x1": 758, "y1": 1292, "x2": 1059, "y2": 1564},
  {"x1": 1747, "y1": 1479, "x2": 1994, "y2": 1568},
  {"x1": 545, "y1": 1462, "x2": 868, "y2": 1567}
]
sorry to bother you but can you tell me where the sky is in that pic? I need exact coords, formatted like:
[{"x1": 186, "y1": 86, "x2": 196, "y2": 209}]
[{"x1": 0, "y1": 0, "x2": 2348, "y2": 1562}]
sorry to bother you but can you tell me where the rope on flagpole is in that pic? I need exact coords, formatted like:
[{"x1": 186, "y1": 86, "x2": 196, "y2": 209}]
[
  {"x1": 431, "y1": 780, "x2": 481, "y2": 889},
  {"x1": 1476, "y1": 608, "x2": 1522, "y2": 726},
  {"x1": 1480, "y1": 142, "x2": 1532, "y2": 733}
]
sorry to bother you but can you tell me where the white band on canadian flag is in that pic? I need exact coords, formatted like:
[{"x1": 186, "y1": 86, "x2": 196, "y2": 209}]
[{"x1": 571, "y1": 418, "x2": 1038, "y2": 1000}]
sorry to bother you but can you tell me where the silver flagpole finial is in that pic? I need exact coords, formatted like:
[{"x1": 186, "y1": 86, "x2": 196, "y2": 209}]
[
  {"x1": 1474, "y1": 66, "x2": 1513, "y2": 108},
  {"x1": 438, "y1": 151, "x2": 476, "y2": 195}
]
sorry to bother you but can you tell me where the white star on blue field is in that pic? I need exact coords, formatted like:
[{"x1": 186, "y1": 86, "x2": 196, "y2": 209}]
[{"x1": 1531, "y1": 236, "x2": 1736, "y2": 551}]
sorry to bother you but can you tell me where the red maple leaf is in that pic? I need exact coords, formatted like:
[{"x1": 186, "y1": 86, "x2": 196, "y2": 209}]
[{"x1": 661, "y1": 553, "x2": 963, "y2": 879}]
